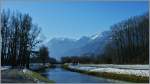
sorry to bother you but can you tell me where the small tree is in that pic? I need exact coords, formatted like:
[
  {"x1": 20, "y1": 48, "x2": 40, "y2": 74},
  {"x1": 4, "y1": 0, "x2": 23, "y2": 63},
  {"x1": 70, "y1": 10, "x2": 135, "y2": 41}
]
[{"x1": 39, "y1": 46, "x2": 49, "y2": 65}]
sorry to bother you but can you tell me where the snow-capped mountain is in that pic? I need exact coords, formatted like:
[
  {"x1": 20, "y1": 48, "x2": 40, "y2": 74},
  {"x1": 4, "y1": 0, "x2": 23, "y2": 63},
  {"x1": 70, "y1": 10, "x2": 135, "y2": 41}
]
[
  {"x1": 46, "y1": 31, "x2": 112, "y2": 59},
  {"x1": 47, "y1": 38, "x2": 76, "y2": 59},
  {"x1": 90, "y1": 33, "x2": 102, "y2": 40}
]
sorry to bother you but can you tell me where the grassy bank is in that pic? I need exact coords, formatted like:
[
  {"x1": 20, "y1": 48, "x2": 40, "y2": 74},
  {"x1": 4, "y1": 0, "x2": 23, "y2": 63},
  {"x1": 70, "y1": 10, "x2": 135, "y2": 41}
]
[
  {"x1": 1, "y1": 69, "x2": 54, "y2": 83},
  {"x1": 29, "y1": 64, "x2": 55, "y2": 83},
  {"x1": 22, "y1": 69, "x2": 55, "y2": 83},
  {"x1": 62, "y1": 64, "x2": 149, "y2": 83}
]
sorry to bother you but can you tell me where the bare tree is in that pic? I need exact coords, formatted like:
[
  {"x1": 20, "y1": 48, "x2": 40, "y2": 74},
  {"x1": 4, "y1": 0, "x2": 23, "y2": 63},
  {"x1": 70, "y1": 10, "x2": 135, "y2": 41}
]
[{"x1": 1, "y1": 10, "x2": 41, "y2": 68}]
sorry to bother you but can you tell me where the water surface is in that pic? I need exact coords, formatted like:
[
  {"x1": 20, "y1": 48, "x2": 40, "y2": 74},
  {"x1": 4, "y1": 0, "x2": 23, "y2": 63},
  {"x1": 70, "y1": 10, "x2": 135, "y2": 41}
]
[{"x1": 41, "y1": 67, "x2": 124, "y2": 83}]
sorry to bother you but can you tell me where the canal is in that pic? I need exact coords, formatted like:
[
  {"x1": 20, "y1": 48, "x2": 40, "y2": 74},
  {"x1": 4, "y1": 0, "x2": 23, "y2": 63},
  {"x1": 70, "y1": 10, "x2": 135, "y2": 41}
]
[{"x1": 41, "y1": 66, "x2": 124, "y2": 83}]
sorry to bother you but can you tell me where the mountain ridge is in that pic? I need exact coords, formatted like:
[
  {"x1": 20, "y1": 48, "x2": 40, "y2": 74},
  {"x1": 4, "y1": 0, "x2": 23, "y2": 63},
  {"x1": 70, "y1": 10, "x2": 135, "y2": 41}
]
[{"x1": 46, "y1": 31, "x2": 111, "y2": 59}]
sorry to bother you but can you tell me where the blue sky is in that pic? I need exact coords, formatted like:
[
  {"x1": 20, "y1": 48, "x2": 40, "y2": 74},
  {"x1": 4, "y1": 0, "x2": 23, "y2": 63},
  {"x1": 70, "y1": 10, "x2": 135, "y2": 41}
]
[{"x1": 2, "y1": 1, "x2": 149, "y2": 40}]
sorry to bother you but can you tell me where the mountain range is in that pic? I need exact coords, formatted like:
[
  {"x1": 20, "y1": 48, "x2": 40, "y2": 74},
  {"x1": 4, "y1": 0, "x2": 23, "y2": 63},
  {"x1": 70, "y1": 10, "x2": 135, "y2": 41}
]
[{"x1": 46, "y1": 31, "x2": 112, "y2": 60}]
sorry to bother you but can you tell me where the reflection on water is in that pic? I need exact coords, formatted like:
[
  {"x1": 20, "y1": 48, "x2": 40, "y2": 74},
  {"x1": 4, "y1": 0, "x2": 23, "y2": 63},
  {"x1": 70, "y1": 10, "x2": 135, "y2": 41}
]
[{"x1": 41, "y1": 66, "x2": 124, "y2": 83}]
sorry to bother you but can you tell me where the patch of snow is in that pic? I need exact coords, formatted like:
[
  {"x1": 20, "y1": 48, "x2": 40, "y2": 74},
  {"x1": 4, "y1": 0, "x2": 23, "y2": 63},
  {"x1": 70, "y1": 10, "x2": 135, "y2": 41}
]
[
  {"x1": 23, "y1": 68, "x2": 28, "y2": 73},
  {"x1": 90, "y1": 68, "x2": 149, "y2": 77},
  {"x1": 1, "y1": 66, "x2": 11, "y2": 71},
  {"x1": 70, "y1": 65, "x2": 97, "y2": 71},
  {"x1": 90, "y1": 33, "x2": 101, "y2": 40},
  {"x1": 77, "y1": 64, "x2": 149, "y2": 70},
  {"x1": 22, "y1": 68, "x2": 32, "y2": 74},
  {"x1": 69, "y1": 64, "x2": 149, "y2": 77}
]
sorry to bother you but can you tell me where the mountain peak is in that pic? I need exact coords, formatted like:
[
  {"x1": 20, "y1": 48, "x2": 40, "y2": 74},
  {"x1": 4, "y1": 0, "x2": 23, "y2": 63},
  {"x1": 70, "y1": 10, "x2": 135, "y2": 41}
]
[{"x1": 90, "y1": 33, "x2": 101, "y2": 40}]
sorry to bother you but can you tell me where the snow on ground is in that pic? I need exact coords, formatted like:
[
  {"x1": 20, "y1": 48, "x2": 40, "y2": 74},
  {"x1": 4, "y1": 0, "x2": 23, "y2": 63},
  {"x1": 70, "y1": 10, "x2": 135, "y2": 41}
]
[
  {"x1": 70, "y1": 65, "x2": 96, "y2": 71},
  {"x1": 23, "y1": 68, "x2": 30, "y2": 73},
  {"x1": 69, "y1": 64, "x2": 149, "y2": 77},
  {"x1": 1, "y1": 66, "x2": 11, "y2": 71},
  {"x1": 90, "y1": 68, "x2": 149, "y2": 77},
  {"x1": 77, "y1": 64, "x2": 149, "y2": 70}
]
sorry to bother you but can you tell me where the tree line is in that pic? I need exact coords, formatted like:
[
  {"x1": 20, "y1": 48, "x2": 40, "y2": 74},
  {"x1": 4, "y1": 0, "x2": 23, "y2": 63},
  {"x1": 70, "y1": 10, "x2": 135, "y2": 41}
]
[
  {"x1": 1, "y1": 10, "x2": 52, "y2": 68},
  {"x1": 30, "y1": 45, "x2": 58, "y2": 64},
  {"x1": 106, "y1": 12, "x2": 149, "y2": 64},
  {"x1": 61, "y1": 12, "x2": 149, "y2": 64}
]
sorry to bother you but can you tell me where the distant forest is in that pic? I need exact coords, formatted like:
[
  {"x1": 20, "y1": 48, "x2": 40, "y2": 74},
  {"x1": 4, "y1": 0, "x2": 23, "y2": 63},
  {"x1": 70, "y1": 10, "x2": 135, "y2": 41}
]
[{"x1": 61, "y1": 12, "x2": 149, "y2": 64}]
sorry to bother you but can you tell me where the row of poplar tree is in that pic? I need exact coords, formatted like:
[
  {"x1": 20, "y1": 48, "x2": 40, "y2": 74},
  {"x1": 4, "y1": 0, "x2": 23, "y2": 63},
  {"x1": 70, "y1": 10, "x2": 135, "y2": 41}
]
[
  {"x1": 104, "y1": 12, "x2": 149, "y2": 64},
  {"x1": 1, "y1": 10, "x2": 41, "y2": 68}
]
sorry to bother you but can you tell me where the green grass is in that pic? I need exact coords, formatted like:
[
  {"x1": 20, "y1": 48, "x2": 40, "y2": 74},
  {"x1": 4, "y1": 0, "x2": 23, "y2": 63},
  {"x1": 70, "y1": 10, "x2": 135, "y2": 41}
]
[
  {"x1": 62, "y1": 64, "x2": 149, "y2": 83},
  {"x1": 61, "y1": 63, "x2": 69, "y2": 69},
  {"x1": 24, "y1": 71, "x2": 54, "y2": 83}
]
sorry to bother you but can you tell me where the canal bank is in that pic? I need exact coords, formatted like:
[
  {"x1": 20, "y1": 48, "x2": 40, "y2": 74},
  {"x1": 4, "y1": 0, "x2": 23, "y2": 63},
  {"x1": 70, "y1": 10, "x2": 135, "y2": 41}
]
[
  {"x1": 1, "y1": 66, "x2": 54, "y2": 83},
  {"x1": 62, "y1": 64, "x2": 149, "y2": 83},
  {"x1": 40, "y1": 65, "x2": 126, "y2": 83}
]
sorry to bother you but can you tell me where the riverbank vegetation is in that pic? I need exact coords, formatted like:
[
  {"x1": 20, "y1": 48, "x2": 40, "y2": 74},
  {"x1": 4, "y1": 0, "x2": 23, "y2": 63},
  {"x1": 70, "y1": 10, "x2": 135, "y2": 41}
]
[{"x1": 22, "y1": 69, "x2": 54, "y2": 83}]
